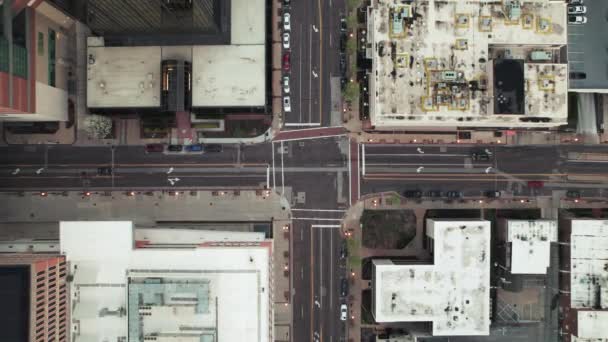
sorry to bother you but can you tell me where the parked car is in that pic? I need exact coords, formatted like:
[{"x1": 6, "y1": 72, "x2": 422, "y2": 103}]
[
  {"x1": 186, "y1": 144, "x2": 203, "y2": 152},
  {"x1": 283, "y1": 96, "x2": 292, "y2": 112},
  {"x1": 568, "y1": 5, "x2": 586, "y2": 14},
  {"x1": 340, "y1": 34, "x2": 347, "y2": 52},
  {"x1": 339, "y1": 53, "x2": 347, "y2": 74},
  {"x1": 167, "y1": 145, "x2": 183, "y2": 152},
  {"x1": 145, "y1": 143, "x2": 164, "y2": 153},
  {"x1": 446, "y1": 191, "x2": 463, "y2": 199},
  {"x1": 204, "y1": 144, "x2": 223, "y2": 153},
  {"x1": 340, "y1": 241, "x2": 348, "y2": 259},
  {"x1": 283, "y1": 53, "x2": 291, "y2": 72},
  {"x1": 283, "y1": 0, "x2": 290, "y2": 6},
  {"x1": 340, "y1": 304, "x2": 348, "y2": 321},
  {"x1": 282, "y1": 32, "x2": 290, "y2": 49},
  {"x1": 283, "y1": 12, "x2": 291, "y2": 31},
  {"x1": 568, "y1": 15, "x2": 587, "y2": 24},
  {"x1": 340, "y1": 16, "x2": 347, "y2": 32},
  {"x1": 484, "y1": 190, "x2": 501, "y2": 198},
  {"x1": 403, "y1": 190, "x2": 422, "y2": 198},
  {"x1": 427, "y1": 190, "x2": 443, "y2": 198},
  {"x1": 566, "y1": 190, "x2": 581, "y2": 199},
  {"x1": 471, "y1": 152, "x2": 491, "y2": 161},
  {"x1": 527, "y1": 180, "x2": 544, "y2": 189},
  {"x1": 569, "y1": 71, "x2": 586, "y2": 80},
  {"x1": 283, "y1": 76, "x2": 290, "y2": 94},
  {"x1": 340, "y1": 278, "x2": 349, "y2": 297},
  {"x1": 97, "y1": 167, "x2": 112, "y2": 176}
]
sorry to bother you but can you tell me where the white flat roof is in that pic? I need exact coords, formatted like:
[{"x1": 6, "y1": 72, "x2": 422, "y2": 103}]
[
  {"x1": 60, "y1": 222, "x2": 272, "y2": 342},
  {"x1": 570, "y1": 220, "x2": 608, "y2": 309},
  {"x1": 577, "y1": 311, "x2": 608, "y2": 339},
  {"x1": 373, "y1": 219, "x2": 491, "y2": 336},
  {"x1": 192, "y1": 45, "x2": 266, "y2": 107},
  {"x1": 135, "y1": 228, "x2": 266, "y2": 244},
  {"x1": 367, "y1": 0, "x2": 568, "y2": 129},
  {"x1": 87, "y1": 46, "x2": 161, "y2": 108},
  {"x1": 231, "y1": 0, "x2": 265, "y2": 45},
  {"x1": 507, "y1": 220, "x2": 557, "y2": 274}
]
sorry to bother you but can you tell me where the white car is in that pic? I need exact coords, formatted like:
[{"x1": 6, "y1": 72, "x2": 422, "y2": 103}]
[
  {"x1": 283, "y1": 96, "x2": 291, "y2": 112},
  {"x1": 340, "y1": 304, "x2": 348, "y2": 321},
  {"x1": 568, "y1": 15, "x2": 587, "y2": 24},
  {"x1": 568, "y1": 5, "x2": 586, "y2": 14},
  {"x1": 283, "y1": 32, "x2": 290, "y2": 49},
  {"x1": 283, "y1": 76, "x2": 290, "y2": 94},
  {"x1": 283, "y1": 12, "x2": 291, "y2": 31}
]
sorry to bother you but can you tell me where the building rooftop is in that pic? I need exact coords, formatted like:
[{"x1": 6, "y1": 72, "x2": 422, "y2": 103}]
[
  {"x1": 192, "y1": 45, "x2": 266, "y2": 107},
  {"x1": 575, "y1": 311, "x2": 608, "y2": 340},
  {"x1": 87, "y1": 46, "x2": 162, "y2": 108},
  {"x1": 373, "y1": 219, "x2": 491, "y2": 336},
  {"x1": 231, "y1": 0, "x2": 266, "y2": 45},
  {"x1": 366, "y1": 0, "x2": 568, "y2": 129},
  {"x1": 60, "y1": 221, "x2": 272, "y2": 342},
  {"x1": 507, "y1": 220, "x2": 557, "y2": 274},
  {"x1": 570, "y1": 220, "x2": 608, "y2": 310}
]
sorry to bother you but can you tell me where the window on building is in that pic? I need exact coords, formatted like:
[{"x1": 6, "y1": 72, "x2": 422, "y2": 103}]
[
  {"x1": 37, "y1": 32, "x2": 44, "y2": 56},
  {"x1": 48, "y1": 29, "x2": 56, "y2": 87}
]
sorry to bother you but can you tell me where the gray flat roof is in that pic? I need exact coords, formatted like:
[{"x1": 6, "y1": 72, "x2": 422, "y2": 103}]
[{"x1": 568, "y1": 0, "x2": 608, "y2": 92}]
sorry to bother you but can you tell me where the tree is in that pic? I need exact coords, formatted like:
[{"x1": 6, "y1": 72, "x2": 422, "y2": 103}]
[
  {"x1": 84, "y1": 115, "x2": 112, "y2": 139},
  {"x1": 343, "y1": 81, "x2": 359, "y2": 103}
]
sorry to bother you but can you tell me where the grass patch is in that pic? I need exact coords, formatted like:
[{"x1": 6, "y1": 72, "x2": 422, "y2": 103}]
[{"x1": 361, "y1": 210, "x2": 416, "y2": 249}]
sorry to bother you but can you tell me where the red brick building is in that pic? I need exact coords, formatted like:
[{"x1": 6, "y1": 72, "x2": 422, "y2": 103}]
[{"x1": 0, "y1": 254, "x2": 68, "y2": 342}]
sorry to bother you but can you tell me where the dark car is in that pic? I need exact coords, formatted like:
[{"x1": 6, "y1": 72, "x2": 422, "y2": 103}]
[
  {"x1": 471, "y1": 152, "x2": 491, "y2": 161},
  {"x1": 340, "y1": 278, "x2": 349, "y2": 297},
  {"x1": 340, "y1": 34, "x2": 347, "y2": 52},
  {"x1": 340, "y1": 17, "x2": 347, "y2": 32},
  {"x1": 403, "y1": 190, "x2": 422, "y2": 198},
  {"x1": 566, "y1": 190, "x2": 581, "y2": 199},
  {"x1": 204, "y1": 144, "x2": 223, "y2": 153},
  {"x1": 339, "y1": 53, "x2": 347, "y2": 74},
  {"x1": 569, "y1": 71, "x2": 586, "y2": 80},
  {"x1": 446, "y1": 191, "x2": 463, "y2": 199},
  {"x1": 145, "y1": 143, "x2": 164, "y2": 153},
  {"x1": 484, "y1": 190, "x2": 501, "y2": 198},
  {"x1": 283, "y1": 0, "x2": 290, "y2": 6},
  {"x1": 186, "y1": 144, "x2": 203, "y2": 152},
  {"x1": 527, "y1": 180, "x2": 544, "y2": 189},
  {"x1": 427, "y1": 190, "x2": 443, "y2": 198},
  {"x1": 283, "y1": 52, "x2": 291, "y2": 72},
  {"x1": 97, "y1": 167, "x2": 112, "y2": 176},
  {"x1": 340, "y1": 241, "x2": 348, "y2": 259},
  {"x1": 167, "y1": 145, "x2": 183, "y2": 152}
]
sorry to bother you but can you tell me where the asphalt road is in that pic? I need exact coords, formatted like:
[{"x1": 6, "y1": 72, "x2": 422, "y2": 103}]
[{"x1": 282, "y1": 0, "x2": 342, "y2": 127}]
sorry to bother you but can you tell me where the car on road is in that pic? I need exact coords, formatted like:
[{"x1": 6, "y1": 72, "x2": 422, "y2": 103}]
[
  {"x1": 340, "y1": 304, "x2": 348, "y2": 321},
  {"x1": 566, "y1": 190, "x2": 581, "y2": 199},
  {"x1": 527, "y1": 180, "x2": 544, "y2": 189},
  {"x1": 471, "y1": 152, "x2": 491, "y2": 161},
  {"x1": 283, "y1": 76, "x2": 290, "y2": 94},
  {"x1": 446, "y1": 191, "x2": 463, "y2": 199},
  {"x1": 570, "y1": 71, "x2": 586, "y2": 80},
  {"x1": 339, "y1": 53, "x2": 347, "y2": 74},
  {"x1": 427, "y1": 190, "x2": 443, "y2": 198},
  {"x1": 283, "y1": 53, "x2": 290, "y2": 72},
  {"x1": 340, "y1": 34, "x2": 347, "y2": 52},
  {"x1": 204, "y1": 144, "x2": 223, "y2": 153},
  {"x1": 282, "y1": 32, "x2": 290, "y2": 49},
  {"x1": 97, "y1": 167, "x2": 112, "y2": 176},
  {"x1": 403, "y1": 190, "x2": 422, "y2": 198},
  {"x1": 568, "y1": 5, "x2": 586, "y2": 14},
  {"x1": 283, "y1": 12, "x2": 291, "y2": 31},
  {"x1": 568, "y1": 15, "x2": 587, "y2": 24},
  {"x1": 484, "y1": 190, "x2": 501, "y2": 198},
  {"x1": 283, "y1": 0, "x2": 290, "y2": 6},
  {"x1": 283, "y1": 96, "x2": 292, "y2": 112},
  {"x1": 340, "y1": 278, "x2": 348, "y2": 297},
  {"x1": 145, "y1": 143, "x2": 164, "y2": 153},
  {"x1": 340, "y1": 16, "x2": 347, "y2": 32},
  {"x1": 340, "y1": 241, "x2": 348, "y2": 259},
  {"x1": 186, "y1": 144, "x2": 203, "y2": 152},
  {"x1": 167, "y1": 144, "x2": 183, "y2": 152}
]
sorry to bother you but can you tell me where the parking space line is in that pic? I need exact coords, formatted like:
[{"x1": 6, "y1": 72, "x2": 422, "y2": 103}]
[{"x1": 299, "y1": 23, "x2": 303, "y2": 122}]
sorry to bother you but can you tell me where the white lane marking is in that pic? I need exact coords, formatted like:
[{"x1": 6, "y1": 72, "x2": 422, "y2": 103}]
[
  {"x1": 348, "y1": 137, "x2": 352, "y2": 206},
  {"x1": 329, "y1": 229, "x2": 334, "y2": 315},
  {"x1": 310, "y1": 224, "x2": 342, "y2": 227},
  {"x1": 266, "y1": 165, "x2": 270, "y2": 189},
  {"x1": 301, "y1": 228, "x2": 304, "y2": 241},
  {"x1": 308, "y1": 25, "x2": 313, "y2": 124},
  {"x1": 365, "y1": 153, "x2": 469, "y2": 157},
  {"x1": 299, "y1": 23, "x2": 303, "y2": 122},
  {"x1": 167, "y1": 167, "x2": 174, "y2": 174},
  {"x1": 272, "y1": 142, "x2": 276, "y2": 189},
  {"x1": 366, "y1": 163, "x2": 473, "y2": 166},
  {"x1": 291, "y1": 208, "x2": 346, "y2": 212},
  {"x1": 362, "y1": 144, "x2": 366, "y2": 176},
  {"x1": 273, "y1": 134, "x2": 346, "y2": 143},
  {"x1": 284, "y1": 122, "x2": 321, "y2": 127},
  {"x1": 292, "y1": 218, "x2": 343, "y2": 221},
  {"x1": 281, "y1": 141, "x2": 285, "y2": 195},
  {"x1": 319, "y1": 228, "x2": 323, "y2": 308},
  {"x1": 358, "y1": 143, "x2": 361, "y2": 200}
]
